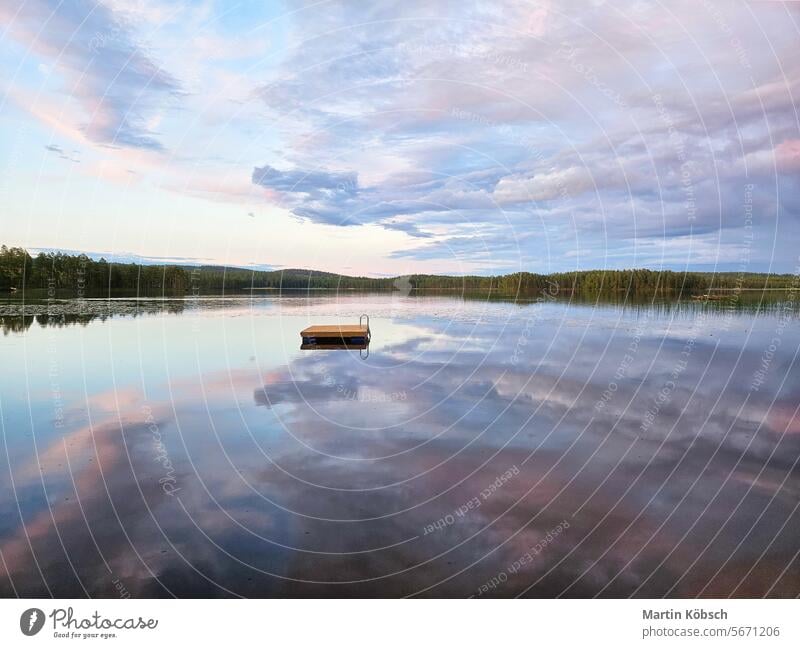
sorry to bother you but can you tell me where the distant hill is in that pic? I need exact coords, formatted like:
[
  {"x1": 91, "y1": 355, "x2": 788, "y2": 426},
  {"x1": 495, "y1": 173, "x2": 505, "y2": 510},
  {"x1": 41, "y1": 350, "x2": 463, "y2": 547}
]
[{"x1": 1, "y1": 244, "x2": 797, "y2": 299}]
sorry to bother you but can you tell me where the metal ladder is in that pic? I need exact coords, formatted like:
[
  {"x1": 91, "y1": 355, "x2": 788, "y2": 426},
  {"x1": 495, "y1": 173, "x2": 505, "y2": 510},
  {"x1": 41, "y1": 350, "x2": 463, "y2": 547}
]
[
  {"x1": 360, "y1": 314, "x2": 371, "y2": 342},
  {"x1": 359, "y1": 314, "x2": 371, "y2": 359}
]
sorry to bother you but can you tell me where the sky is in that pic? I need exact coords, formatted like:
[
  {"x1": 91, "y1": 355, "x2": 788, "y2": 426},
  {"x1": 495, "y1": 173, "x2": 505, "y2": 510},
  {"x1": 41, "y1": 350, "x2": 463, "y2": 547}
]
[{"x1": 1, "y1": 0, "x2": 799, "y2": 276}]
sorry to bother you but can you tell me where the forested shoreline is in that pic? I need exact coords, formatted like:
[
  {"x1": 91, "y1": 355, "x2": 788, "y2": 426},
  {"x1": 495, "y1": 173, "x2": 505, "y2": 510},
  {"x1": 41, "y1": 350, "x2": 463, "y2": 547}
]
[{"x1": 1, "y1": 245, "x2": 796, "y2": 299}]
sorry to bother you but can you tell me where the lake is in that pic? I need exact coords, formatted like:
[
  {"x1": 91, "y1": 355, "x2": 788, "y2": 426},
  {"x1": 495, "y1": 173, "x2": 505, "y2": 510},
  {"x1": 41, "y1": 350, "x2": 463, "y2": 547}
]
[{"x1": 1, "y1": 293, "x2": 798, "y2": 597}]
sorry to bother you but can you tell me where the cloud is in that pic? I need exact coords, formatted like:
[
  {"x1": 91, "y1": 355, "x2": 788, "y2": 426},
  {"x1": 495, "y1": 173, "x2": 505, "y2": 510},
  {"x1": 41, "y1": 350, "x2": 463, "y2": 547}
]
[
  {"x1": 251, "y1": 164, "x2": 362, "y2": 226},
  {"x1": 43, "y1": 143, "x2": 80, "y2": 163},
  {"x1": 380, "y1": 220, "x2": 434, "y2": 239},
  {"x1": 1, "y1": 0, "x2": 180, "y2": 151},
  {"x1": 252, "y1": 164, "x2": 357, "y2": 196},
  {"x1": 243, "y1": 0, "x2": 800, "y2": 270},
  {"x1": 4, "y1": 0, "x2": 800, "y2": 272}
]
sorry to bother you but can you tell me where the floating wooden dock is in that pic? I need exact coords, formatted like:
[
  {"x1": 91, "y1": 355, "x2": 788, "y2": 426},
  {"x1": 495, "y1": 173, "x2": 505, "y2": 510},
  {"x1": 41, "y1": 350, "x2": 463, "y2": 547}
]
[{"x1": 300, "y1": 315, "x2": 371, "y2": 346}]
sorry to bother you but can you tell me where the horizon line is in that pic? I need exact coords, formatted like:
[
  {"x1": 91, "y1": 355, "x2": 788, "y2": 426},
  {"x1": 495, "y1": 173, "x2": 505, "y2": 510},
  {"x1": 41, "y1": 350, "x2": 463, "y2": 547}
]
[{"x1": 2, "y1": 244, "x2": 795, "y2": 279}]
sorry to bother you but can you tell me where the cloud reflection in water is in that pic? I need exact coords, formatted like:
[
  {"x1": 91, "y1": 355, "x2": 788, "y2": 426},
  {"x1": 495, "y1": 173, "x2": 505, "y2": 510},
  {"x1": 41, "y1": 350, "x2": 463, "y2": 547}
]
[{"x1": 0, "y1": 296, "x2": 798, "y2": 597}]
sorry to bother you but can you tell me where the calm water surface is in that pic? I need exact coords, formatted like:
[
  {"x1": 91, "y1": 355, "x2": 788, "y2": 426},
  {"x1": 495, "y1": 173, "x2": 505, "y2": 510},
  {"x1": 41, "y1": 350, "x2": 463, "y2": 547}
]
[{"x1": 1, "y1": 294, "x2": 798, "y2": 597}]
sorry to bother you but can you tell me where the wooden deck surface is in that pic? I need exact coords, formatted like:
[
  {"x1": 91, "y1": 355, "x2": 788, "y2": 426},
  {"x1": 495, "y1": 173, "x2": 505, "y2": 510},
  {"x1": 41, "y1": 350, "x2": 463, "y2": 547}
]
[{"x1": 301, "y1": 325, "x2": 369, "y2": 337}]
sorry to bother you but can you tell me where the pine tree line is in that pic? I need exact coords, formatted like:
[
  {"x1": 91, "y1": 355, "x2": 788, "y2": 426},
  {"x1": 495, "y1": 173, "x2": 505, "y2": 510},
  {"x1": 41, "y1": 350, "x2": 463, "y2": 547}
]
[{"x1": 1, "y1": 245, "x2": 795, "y2": 298}]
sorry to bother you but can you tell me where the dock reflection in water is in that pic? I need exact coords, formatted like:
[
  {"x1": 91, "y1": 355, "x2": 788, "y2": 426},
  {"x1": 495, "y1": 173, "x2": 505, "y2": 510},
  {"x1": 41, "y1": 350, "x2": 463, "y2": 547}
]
[{"x1": 0, "y1": 294, "x2": 798, "y2": 597}]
